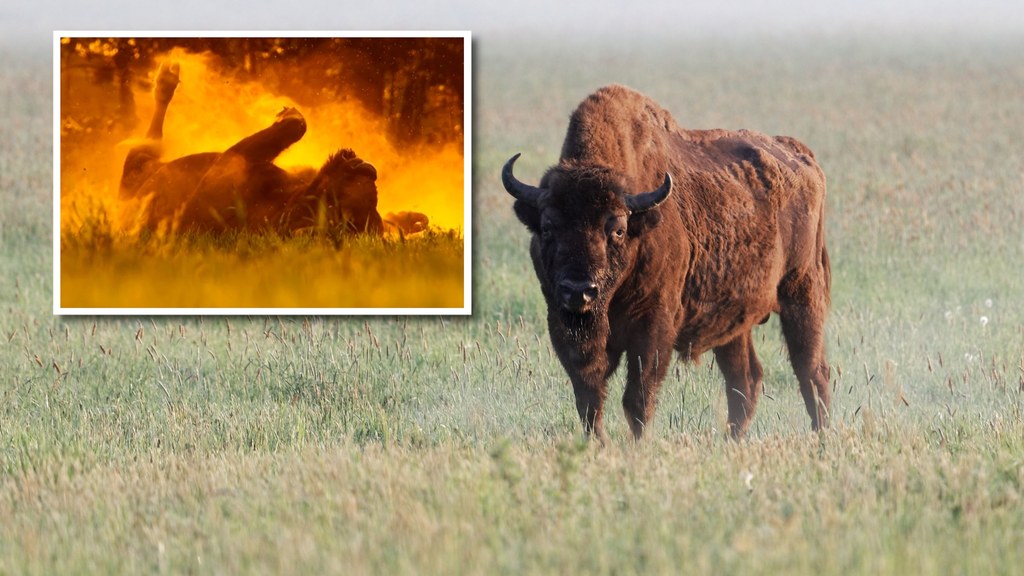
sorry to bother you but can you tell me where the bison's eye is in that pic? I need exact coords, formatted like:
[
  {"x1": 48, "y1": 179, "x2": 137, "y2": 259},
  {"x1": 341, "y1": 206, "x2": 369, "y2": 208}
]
[
  {"x1": 606, "y1": 216, "x2": 627, "y2": 242},
  {"x1": 541, "y1": 223, "x2": 553, "y2": 241}
]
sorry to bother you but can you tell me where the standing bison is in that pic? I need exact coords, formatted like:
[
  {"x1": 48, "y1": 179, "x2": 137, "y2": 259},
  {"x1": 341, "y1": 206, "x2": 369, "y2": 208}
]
[
  {"x1": 120, "y1": 62, "x2": 427, "y2": 236},
  {"x1": 503, "y1": 85, "x2": 831, "y2": 440}
]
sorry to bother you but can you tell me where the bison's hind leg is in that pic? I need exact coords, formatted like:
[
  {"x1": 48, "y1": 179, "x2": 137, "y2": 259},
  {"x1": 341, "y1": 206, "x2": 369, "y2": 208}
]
[
  {"x1": 147, "y1": 62, "x2": 180, "y2": 139},
  {"x1": 713, "y1": 331, "x2": 763, "y2": 439},
  {"x1": 153, "y1": 62, "x2": 180, "y2": 107},
  {"x1": 120, "y1": 62, "x2": 181, "y2": 198},
  {"x1": 778, "y1": 268, "x2": 831, "y2": 431}
]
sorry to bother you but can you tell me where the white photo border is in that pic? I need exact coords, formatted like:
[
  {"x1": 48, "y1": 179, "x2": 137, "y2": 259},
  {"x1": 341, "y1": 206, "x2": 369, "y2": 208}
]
[{"x1": 53, "y1": 30, "x2": 472, "y2": 316}]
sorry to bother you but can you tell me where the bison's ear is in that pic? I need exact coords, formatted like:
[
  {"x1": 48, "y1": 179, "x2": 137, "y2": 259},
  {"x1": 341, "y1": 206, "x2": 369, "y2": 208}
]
[
  {"x1": 628, "y1": 208, "x2": 662, "y2": 237},
  {"x1": 513, "y1": 200, "x2": 542, "y2": 234}
]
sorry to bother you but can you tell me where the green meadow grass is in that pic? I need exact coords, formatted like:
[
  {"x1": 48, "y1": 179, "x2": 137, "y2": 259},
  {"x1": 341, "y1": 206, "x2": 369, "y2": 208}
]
[{"x1": 3, "y1": 35, "x2": 1024, "y2": 573}]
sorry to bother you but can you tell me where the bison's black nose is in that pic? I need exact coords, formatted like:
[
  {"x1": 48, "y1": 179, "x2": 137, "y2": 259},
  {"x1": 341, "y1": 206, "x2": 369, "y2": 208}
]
[{"x1": 558, "y1": 280, "x2": 599, "y2": 312}]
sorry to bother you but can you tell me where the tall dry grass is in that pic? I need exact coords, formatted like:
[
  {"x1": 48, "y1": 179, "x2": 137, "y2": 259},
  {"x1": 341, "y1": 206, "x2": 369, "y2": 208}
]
[{"x1": 2, "y1": 33, "x2": 1023, "y2": 574}]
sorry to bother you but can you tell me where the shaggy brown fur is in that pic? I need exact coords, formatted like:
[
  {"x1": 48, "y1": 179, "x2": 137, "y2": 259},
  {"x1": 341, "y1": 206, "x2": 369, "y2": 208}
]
[
  {"x1": 504, "y1": 84, "x2": 831, "y2": 440},
  {"x1": 120, "y1": 62, "x2": 425, "y2": 236}
]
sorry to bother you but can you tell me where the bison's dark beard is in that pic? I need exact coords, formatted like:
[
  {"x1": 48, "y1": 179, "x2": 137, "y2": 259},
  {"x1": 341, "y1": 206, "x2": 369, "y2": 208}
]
[{"x1": 557, "y1": 306, "x2": 605, "y2": 343}]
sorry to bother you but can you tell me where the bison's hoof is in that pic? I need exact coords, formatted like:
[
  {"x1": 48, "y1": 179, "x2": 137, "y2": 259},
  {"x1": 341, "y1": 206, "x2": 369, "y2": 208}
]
[
  {"x1": 276, "y1": 107, "x2": 306, "y2": 125},
  {"x1": 273, "y1": 106, "x2": 307, "y2": 141},
  {"x1": 154, "y1": 61, "x2": 180, "y2": 104}
]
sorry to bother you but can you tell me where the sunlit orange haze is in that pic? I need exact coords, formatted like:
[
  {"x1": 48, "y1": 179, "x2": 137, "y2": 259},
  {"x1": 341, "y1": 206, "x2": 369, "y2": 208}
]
[
  {"x1": 58, "y1": 36, "x2": 467, "y2": 310},
  {"x1": 61, "y1": 38, "x2": 465, "y2": 233}
]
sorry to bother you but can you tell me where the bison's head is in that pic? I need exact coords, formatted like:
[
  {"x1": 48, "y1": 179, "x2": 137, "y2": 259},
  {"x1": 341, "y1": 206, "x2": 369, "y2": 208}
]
[
  {"x1": 503, "y1": 153, "x2": 671, "y2": 325},
  {"x1": 290, "y1": 149, "x2": 384, "y2": 235}
]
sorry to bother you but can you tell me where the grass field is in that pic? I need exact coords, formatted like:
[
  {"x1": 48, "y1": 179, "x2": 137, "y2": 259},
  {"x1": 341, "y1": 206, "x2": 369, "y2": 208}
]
[{"x1": 3, "y1": 33, "x2": 1024, "y2": 574}]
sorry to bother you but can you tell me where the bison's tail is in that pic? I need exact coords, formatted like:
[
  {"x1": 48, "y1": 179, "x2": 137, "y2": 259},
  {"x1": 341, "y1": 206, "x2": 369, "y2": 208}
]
[
  {"x1": 817, "y1": 204, "x2": 831, "y2": 309},
  {"x1": 821, "y1": 244, "x2": 831, "y2": 308}
]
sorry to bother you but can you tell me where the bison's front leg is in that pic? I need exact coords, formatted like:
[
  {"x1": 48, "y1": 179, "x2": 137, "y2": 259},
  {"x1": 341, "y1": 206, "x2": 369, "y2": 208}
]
[
  {"x1": 569, "y1": 360, "x2": 611, "y2": 440},
  {"x1": 622, "y1": 323, "x2": 674, "y2": 440},
  {"x1": 549, "y1": 318, "x2": 616, "y2": 441}
]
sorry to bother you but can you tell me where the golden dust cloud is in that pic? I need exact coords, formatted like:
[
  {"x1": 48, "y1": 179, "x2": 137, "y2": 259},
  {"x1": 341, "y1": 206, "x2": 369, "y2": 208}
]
[{"x1": 61, "y1": 40, "x2": 465, "y2": 236}]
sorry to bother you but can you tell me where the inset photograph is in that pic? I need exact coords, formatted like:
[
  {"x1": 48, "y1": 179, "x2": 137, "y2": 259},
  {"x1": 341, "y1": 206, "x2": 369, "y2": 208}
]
[{"x1": 56, "y1": 33, "x2": 470, "y2": 314}]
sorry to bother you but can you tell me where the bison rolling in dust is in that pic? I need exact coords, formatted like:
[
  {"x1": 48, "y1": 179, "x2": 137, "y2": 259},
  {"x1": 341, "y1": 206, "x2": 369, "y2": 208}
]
[
  {"x1": 120, "y1": 62, "x2": 428, "y2": 236},
  {"x1": 503, "y1": 85, "x2": 831, "y2": 440}
]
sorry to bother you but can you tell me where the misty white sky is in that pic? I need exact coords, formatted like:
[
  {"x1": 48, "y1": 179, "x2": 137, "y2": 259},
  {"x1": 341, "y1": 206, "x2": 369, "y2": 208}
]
[{"x1": 2, "y1": 0, "x2": 1022, "y2": 50}]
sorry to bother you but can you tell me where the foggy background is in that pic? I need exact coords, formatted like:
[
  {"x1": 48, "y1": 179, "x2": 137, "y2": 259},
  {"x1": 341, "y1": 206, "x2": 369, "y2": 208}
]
[{"x1": 2, "y1": 0, "x2": 1022, "y2": 51}]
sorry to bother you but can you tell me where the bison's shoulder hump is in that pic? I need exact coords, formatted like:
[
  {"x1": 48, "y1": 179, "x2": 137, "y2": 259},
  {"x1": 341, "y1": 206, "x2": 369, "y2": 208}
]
[{"x1": 571, "y1": 85, "x2": 676, "y2": 128}]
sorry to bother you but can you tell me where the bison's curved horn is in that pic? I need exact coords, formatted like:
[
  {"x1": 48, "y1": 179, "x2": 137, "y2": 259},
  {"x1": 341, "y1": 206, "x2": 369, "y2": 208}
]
[
  {"x1": 625, "y1": 173, "x2": 673, "y2": 214},
  {"x1": 502, "y1": 153, "x2": 545, "y2": 207}
]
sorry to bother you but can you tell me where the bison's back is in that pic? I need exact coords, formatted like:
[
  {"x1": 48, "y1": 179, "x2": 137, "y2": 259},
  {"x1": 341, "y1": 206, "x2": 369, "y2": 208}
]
[
  {"x1": 680, "y1": 129, "x2": 821, "y2": 191},
  {"x1": 561, "y1": 85, "x2": 823, "y2": 202}
]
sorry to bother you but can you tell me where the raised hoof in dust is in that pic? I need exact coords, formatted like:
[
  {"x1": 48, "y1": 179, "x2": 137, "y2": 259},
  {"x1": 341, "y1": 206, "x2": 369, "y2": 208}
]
[
  {"x1": 154, "y1": 61, "x2": 180, "y2": 105},
  {"x1": 275, "y1": 106, "x2": 305, "y2": 124}
]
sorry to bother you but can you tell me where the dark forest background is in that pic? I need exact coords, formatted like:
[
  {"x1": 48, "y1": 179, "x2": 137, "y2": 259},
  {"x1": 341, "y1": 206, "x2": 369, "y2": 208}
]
[{"x1": 59, "y1": 36, "x2": 465, "y2": 148}]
